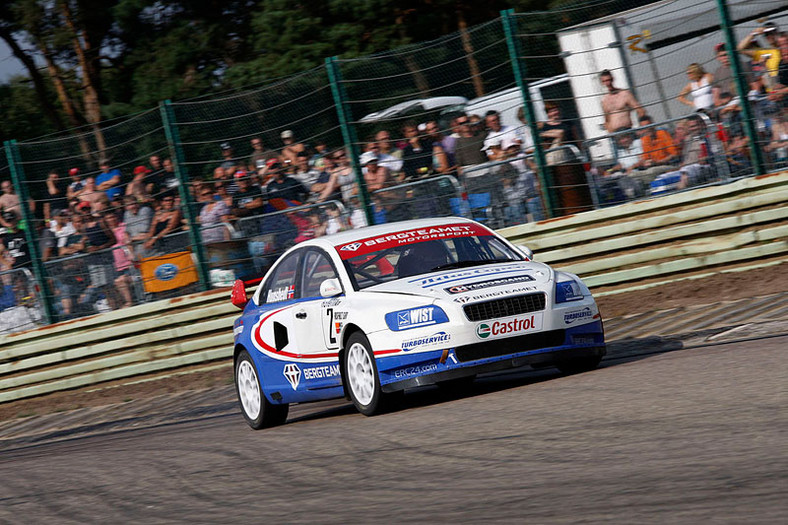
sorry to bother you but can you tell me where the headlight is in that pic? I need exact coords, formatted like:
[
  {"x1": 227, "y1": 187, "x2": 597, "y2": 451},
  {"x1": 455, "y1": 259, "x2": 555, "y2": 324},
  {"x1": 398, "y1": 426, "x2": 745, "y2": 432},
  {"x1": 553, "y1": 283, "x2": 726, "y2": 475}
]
[{"x1": 555, "y1": 280, "x2": 584, "y2": 303}]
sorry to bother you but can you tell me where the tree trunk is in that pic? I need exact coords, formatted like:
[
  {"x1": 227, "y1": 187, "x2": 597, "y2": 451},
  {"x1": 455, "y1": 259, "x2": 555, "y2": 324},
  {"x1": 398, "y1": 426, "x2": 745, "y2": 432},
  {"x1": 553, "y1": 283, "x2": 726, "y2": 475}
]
[
  {"x1": 0, "y1": 28, "x2": 65, "y2": 130},
  {"x1": 60, "y1": 1, "x2": 106, "y2": 161},
  {"x1": 456, "y1": 8, "x2": 484, "y2": 98}
]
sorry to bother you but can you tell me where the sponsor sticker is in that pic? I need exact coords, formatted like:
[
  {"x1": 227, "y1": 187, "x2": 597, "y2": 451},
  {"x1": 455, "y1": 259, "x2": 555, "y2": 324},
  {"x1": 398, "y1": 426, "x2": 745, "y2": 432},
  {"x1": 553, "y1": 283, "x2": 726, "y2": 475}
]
[
  {"x1": 267, "y1": 285, "x2": 295, "y2": 303},
  {"x1": 393, "y1": 363, "x2": 439, "y2": 379},
  {"x1": 154, "y1": 263, "x2": 178, "y2": 281},
  {"x1": 283, "y1": 363, "x2": 301, "y2": 390},
  {"x1": 445, "y1": 274, "x2": 534, "y2": 294},
  {"x1": 385, "y1": 305, "x2": 449, "y2": 331},
  {"x1": 475, "y1": 314, "x2": 543, "y2": 339},
  {"x1": 563, "y1": 307, "x2": 594, "y2": 325},
  {"x1": 414, "y1": 264, "x2": 533, "y2": 288},
  {"x1": 452, "y1": 286, "x2": 538, "y2": 303},
  {"x1": 401, "y1": 331, "x2": 452, "y2": 351},
  {"x1": 336, "y1": 223, "x2": 489, "y2": 259}
]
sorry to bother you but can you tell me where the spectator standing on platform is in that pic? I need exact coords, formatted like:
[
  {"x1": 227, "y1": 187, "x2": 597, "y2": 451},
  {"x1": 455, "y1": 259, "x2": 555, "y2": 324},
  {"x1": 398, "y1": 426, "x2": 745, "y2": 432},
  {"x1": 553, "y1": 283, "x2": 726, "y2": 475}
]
[
  {"x1": 123, "y1": 196, "x2": 153, "y2": 256},
  {"x1": 291, "y1": 151, "x2": 321, "y2": 196},
  {"x1": 638, "y1": 115, "x2": 679, "y2": 168},
  {"x1": 425, "y1": 120, "x2": 456, "y2": 172},
  {"x1": 0, "y1": 181, "x2": 21, "y2": 229},
  {"x1": 280, "y1": 130, "x2": 305, "y2": 165},
  {"x1": 219, "y1": 143, "x2": 239, "y2": 179},
  {"x1": 737, "y1": 23, "x2": 781, "y2": 83},
  {"x1": 143, "y1": 195, "x2": 182, "y2": 253},
  {"x1": 678, "y1": 63, "x2": 715, "y2": 112},
  {"x1": 126, "y1": 166, "x2": 153, "y2": 205},
  {"x1": 77, "y1": 176, "x2": 107, "y2": 210},
  {"x1": 44, "y1": 170, "x2": 69, "y2": 222},
  {"x1": 600, "y1": 69, "x2": 645, "y2": 133},
  {"x1": 267, "y1": 163, "x2": 308, "y2": 204},
  {"x1": 365, "y1": 140, "x2": 402, "y2": 177},
  {"x1": 52, "y1": 210, "x2": 76, "y2": 252},
  {"x1": 401, "y1": 121, "x2": 433, "y2": 180},
  {"x1": 310, "y1": 154, "x2": 341, "y2": 203},
  {"x1": 78, "y1": 210, "x2": 116, "y2": 313},
  {"x1": 97, "y1": 161, "x2": 123, "y2": 202},
  {"x1": 160, "y1": 158, "x2": 179, "y2": 198},
  {"x1": 375, "y1": 130, "x2": 403, "y2": 171},
  {"x1": 483, "y1": 111, "x2": 520, "y2": 158},
  {"x1": 767, "y1": 33, "x2": 788, "y2": 108},
  {"x1": 249, "y1": 137, "x2": 276, "y2": 172},
  {"x1": 105, "y1": 211, "x2": 133, "y2": 308},
  {"x1": 0, "y1": 211, "x2": 29, "y2": 268},
  {"x1": 232, "y1": 170, "x2": 266, "y2": 218},
  {"x1": 453, "y1": 114, "x2": 487, "y2": 171},
  {"x1": 200, "y1": 188, "x2": 232, "y2": 243},
  {"x1": 515, "y1": 107, "x2": 536, "y2": 154},
  {"x1": 66, "y1": 167, "x2": 84, "y2": 200},
  {"x1": 318, "y1": 150, "x2": 356, "y2": 204},
  {"x1": 147, "y1": 155, "x2": 164, "y2": 193}
]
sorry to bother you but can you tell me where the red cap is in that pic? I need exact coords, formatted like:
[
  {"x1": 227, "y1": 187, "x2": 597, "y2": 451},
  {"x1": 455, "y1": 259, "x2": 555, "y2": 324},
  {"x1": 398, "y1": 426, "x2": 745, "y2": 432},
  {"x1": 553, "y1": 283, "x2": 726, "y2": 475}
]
[
  {"x1": 133, "y1": 165, "x2": 151, "y2": 176},
  {"x1": 234, "y1": 170, "x2": 247, "y2": 179},
  {"x1": 266, "y1": 158, "x2": 281, "y2": 169},
  {"x1": 76, "y1": 201, "x2": 91, "y2": 210},
  {"x1": 69, "y1": 168, "x2": 79, "y2": 176}
]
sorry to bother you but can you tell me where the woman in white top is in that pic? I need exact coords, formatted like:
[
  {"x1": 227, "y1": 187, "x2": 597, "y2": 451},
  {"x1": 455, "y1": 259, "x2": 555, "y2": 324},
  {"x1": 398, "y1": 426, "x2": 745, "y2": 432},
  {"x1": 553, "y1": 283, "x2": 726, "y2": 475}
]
[{"x1": 678, "y1": 63, "x2": 715, "y2": 111}]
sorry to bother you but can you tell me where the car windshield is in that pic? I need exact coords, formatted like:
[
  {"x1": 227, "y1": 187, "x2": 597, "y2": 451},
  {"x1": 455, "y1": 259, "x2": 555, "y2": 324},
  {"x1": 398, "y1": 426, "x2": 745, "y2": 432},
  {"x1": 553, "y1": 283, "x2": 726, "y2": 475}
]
[{"x1": 335, "y1": 223, "x2": 523, "y2": 290}]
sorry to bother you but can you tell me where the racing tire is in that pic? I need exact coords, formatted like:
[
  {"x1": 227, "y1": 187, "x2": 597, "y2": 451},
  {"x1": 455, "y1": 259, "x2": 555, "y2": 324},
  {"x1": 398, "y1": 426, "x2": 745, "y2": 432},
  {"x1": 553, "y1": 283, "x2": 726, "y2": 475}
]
[
  {"x1": 556, "y1": 354, "x2": 603, "y2": 375},
  {"x1": 344, "y1": 332, "x2": 398, "y2": 416},
  {"x1": 235, "y1": 349, "x2": 289, "y2": 430}
]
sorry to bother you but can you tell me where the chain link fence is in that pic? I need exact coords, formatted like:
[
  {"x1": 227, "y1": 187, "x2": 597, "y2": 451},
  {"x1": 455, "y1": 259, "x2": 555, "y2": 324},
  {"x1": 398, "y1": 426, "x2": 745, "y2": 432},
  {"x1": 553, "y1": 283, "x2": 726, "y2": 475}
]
[{"x1": 0, "y1": 0, "x2": 785, "y2": 334}]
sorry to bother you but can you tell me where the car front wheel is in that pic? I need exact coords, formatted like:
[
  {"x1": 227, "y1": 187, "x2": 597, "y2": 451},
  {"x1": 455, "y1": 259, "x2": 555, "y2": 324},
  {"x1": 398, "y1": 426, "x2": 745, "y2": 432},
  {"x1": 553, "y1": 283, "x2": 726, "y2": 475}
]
[
  {"x1": 344, "y1": 332, "x2": 397, "y2": 416},
  {"x1": 235, "y1": 349, "x2": 289, "y2": 429}
]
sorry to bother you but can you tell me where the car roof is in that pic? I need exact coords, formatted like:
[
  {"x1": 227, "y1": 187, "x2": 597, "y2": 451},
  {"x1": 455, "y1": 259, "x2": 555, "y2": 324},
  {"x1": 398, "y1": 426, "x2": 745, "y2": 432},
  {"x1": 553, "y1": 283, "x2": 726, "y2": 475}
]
[{"x1": 303, "y1": 216, "x2": 480, "y2": 250}]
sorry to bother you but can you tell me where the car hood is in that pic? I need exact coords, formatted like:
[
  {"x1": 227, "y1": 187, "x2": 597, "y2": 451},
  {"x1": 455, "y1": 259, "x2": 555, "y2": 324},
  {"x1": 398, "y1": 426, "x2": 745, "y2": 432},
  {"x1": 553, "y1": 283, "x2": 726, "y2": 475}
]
[{"x1": 363, "y1": 261, "x2": 553, "y2": 302}]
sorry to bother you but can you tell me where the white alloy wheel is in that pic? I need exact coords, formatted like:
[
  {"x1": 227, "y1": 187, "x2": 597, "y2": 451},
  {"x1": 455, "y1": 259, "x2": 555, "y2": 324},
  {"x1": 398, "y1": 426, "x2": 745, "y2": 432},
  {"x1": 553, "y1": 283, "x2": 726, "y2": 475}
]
[
  {"x1": 347, "y1": 342, "x2": 375, "y2": 406},
  {"x1": 237, "y1": 359, "x2": 261, "y2": 420},
  {"x1": 234, "y1": 349, "x2": 289, "y2": 429}
]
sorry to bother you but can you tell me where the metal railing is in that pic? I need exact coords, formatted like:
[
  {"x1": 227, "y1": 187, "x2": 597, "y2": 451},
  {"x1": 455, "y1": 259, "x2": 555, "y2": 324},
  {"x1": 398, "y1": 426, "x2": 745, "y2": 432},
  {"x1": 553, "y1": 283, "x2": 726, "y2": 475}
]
[{"x1": 0, "y1": 267, "x2": 45, "y2": 335}]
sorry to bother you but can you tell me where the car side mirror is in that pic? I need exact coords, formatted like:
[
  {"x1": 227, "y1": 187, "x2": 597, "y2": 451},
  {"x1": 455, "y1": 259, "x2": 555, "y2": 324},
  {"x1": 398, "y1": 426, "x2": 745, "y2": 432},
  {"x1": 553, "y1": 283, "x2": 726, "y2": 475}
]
[
  {"x1": 516, "y1": 244, "x2": 534, "y2": 261},
  {"x1": 231, "y1": 279, "x2": 249, "y2": 309},
  {"x1": 320, "y1": 278, "x2": 342, "y2": 298}
]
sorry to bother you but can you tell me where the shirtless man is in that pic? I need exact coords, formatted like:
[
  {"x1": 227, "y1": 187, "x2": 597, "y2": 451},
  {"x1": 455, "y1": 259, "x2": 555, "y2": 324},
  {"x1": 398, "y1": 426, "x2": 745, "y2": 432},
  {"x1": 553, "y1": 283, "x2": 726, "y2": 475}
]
[{"x1": 600, "y1": 69, "x2": 645, "y2": 133}]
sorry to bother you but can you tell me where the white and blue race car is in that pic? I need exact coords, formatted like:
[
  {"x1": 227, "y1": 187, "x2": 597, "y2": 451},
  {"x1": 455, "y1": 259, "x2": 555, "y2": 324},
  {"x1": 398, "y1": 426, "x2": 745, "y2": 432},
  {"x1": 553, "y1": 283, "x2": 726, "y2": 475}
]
[{"x1": 231, "y1": 217, "x2": 605, "y2": 429}]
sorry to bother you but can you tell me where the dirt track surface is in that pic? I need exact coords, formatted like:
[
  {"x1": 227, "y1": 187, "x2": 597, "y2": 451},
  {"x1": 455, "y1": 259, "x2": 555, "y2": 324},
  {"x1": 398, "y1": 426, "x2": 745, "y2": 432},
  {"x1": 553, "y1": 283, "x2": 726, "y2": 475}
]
[
  {"x1": 1, "y1": 336, "x2": 786, "y2": 523},
  {"x1": 1, "y1": 262, "x2": 787, "y2": 421}
]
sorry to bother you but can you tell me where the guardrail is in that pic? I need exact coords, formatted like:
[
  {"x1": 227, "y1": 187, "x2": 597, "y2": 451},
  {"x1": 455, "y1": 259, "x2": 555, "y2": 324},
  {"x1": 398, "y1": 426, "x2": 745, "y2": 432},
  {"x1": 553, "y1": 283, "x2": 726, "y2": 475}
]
[{"x1": 1, "y1": 170, "x2": 786, "y2": 404}]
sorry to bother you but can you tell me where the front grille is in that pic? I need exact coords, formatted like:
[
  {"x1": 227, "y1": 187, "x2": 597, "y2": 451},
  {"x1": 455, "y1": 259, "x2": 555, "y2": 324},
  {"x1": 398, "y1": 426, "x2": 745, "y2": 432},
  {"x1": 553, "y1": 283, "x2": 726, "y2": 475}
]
[
  {"x1": 463, "y1": 292, "x2": 546, "y2": 322},
  {"x1": 455, "y1": 330, "x2": 566, "y2": 362}
]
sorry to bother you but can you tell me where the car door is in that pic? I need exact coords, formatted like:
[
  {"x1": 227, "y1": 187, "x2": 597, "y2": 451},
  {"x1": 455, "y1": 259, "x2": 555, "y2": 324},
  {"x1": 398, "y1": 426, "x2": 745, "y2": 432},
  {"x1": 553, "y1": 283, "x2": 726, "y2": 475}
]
[
  {"x1": 253, "y1": 250, "x2": 302, "y2": 359},
  {"x1": 293, "y1": 248, "x2": 345, "y2": 355}
]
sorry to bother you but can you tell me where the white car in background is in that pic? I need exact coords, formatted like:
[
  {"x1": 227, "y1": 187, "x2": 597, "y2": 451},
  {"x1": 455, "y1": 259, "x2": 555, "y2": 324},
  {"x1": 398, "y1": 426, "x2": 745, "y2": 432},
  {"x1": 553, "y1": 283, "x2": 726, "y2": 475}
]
[{"x1": 231, "y1": 217, "x2": 605, "y2": 429}]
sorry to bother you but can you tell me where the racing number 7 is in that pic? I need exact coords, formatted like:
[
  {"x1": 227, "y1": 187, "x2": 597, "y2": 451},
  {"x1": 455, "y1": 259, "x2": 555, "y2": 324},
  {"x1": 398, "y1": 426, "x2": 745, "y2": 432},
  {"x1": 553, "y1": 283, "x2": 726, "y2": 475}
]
[{"x1": 325, "y1": 307, "x2": 337, "y2": 345}]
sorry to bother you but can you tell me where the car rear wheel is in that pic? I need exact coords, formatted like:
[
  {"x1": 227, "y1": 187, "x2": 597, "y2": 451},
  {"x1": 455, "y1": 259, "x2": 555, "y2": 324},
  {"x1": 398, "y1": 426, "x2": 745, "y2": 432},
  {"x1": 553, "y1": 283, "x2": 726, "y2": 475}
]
[
  {"x1": 556, "y1": 354, "x2": 603, "y2": 374},
  {"x1": 344, "y1": 332, "x2": 397, "y2": 416},
  {"x1": 235, "y1": 349, "x2": 289, "y2": 429}
]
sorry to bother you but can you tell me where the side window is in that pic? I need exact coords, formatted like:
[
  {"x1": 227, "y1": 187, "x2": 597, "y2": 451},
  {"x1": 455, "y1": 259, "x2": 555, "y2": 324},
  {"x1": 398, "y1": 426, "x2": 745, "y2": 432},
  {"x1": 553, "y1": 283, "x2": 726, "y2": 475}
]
[
  {"x1": 302, "y1": 250, "x2": 340, "y2": 299},
  {"x1": 262, "y1": 252, "x2": 300, "y2": 304}
]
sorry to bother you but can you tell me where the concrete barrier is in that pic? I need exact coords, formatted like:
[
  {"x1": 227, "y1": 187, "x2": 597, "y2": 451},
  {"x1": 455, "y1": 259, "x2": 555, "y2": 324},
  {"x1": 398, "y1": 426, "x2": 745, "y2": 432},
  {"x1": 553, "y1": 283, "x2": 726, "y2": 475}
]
[{"x1": 1, "y1": 171, "x2": 787, "y2": 404}]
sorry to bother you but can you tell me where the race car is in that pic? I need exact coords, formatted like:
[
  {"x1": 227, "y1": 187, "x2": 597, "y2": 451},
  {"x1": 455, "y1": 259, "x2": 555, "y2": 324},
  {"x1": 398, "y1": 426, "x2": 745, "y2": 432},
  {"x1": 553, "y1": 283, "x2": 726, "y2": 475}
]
[{"x1": 231, "y1": 217, "x2": 605, "y2": 429}]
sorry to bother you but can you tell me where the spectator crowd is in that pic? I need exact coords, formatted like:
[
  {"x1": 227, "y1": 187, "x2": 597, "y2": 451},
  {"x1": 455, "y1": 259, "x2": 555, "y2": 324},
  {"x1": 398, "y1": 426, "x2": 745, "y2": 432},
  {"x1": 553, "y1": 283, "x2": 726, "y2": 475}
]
[{"x1": 1, "y1": 21, "x2": 786, "y2": 324}]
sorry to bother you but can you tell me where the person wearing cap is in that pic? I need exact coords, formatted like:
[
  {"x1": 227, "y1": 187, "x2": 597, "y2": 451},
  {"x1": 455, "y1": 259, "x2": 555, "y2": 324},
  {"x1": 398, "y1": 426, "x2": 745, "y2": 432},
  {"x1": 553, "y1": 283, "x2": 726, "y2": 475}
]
[
  {"x1": 0, "y1": 181, "x2": 21, "y2": 229},
  {"x1": 44, "y1": 170, "x2": 69, "y2": 222},
  {"x1": 51, "y1": 209, "x2": 76, "y2": 252},
  {"x1": 280, "y1": 130, "x2": 305, "y2": 165},
  {"x1": 219, "y1": 142, "x2": 239, "y2": 179},
  {"x1": 126, "y1": 165, "x2": 153, "y2": 205},
  {"x1": 96, "y1": 160, "x2": 123, "y2": 201},
  {"x1": 66, "y1": 167, "x2": 84, "y2": 200},
  {"x1": 231, "y1": 170, "x2": 266, "y2": 218}
]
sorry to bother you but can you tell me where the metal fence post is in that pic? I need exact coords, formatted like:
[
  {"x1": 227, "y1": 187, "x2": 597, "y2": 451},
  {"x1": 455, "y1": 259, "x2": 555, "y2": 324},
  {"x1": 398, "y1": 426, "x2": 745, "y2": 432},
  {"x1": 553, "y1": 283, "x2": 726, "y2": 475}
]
[
  {"x1": 715, "y1": 0, "x2": 765, "y2": 176},
  {"x1": 3, "y1": 140, "x2": 57, "y2": 323},
  {"x1": 159, "y1": 100, "x2": 211, "y2": 290},
  {"x1": 324, "y1": 57, "x2": 374, "y2": 226},
  {"x1": 501, "y1": 8, "x2": 555, "y2": 218}
]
